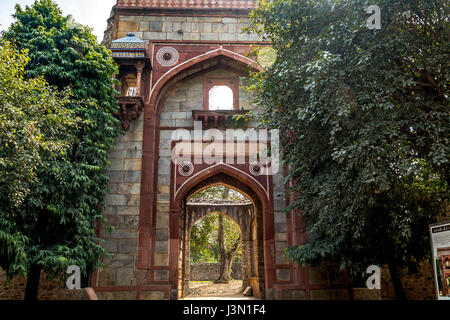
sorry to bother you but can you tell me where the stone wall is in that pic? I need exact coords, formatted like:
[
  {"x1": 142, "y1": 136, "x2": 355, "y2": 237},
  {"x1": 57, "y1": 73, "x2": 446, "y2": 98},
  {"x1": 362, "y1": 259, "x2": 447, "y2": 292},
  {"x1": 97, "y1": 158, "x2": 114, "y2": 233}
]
[
  {"x1": 190, "y1": 263, "x2": 242, "y2": 281},
  {"x1": 0, "y1": 262, "x2": 438, "y2": 300},
  {"x1": 96, "y1": 114, "x2": 144, "y2": 288},
  {"x1": 0, "y1": 269, "x2": 93, "y2": 300},
  {"x1": 115, "y1": 15, "x2": 262, "y2": 45},
  {"x1": 380, "y1": 262, "x2": 436, "y2": 300}
]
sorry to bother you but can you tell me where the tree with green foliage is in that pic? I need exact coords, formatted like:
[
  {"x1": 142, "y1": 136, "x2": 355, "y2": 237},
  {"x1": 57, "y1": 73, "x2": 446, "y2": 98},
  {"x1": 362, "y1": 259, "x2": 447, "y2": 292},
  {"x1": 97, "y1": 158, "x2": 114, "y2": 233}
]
[
  {"x1": 1, "y1": 0, "x2": 120, "y2": 300},
  {"x1": 191, "y1": 213, "x2": 218, "y2": 263},
  {"x1": 249, "y1": 0, "x2": 449, "y2": 299},
  {"x1": 0, "y1": 41, "x2": 76, "y2": 280}
]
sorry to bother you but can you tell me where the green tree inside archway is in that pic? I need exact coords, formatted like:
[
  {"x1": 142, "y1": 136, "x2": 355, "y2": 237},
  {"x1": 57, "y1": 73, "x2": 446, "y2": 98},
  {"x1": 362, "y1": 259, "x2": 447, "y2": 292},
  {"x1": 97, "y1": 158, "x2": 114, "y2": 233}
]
[{"x1": 190, "y1": 186, "x2": 245, "y2": 283}]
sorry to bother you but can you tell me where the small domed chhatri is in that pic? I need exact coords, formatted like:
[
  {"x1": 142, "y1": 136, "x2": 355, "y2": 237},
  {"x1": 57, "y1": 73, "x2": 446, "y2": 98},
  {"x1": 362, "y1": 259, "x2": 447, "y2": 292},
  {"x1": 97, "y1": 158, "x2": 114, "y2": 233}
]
[{"x1": 111, "y1": 33, "x2": 146, "y2": 58}]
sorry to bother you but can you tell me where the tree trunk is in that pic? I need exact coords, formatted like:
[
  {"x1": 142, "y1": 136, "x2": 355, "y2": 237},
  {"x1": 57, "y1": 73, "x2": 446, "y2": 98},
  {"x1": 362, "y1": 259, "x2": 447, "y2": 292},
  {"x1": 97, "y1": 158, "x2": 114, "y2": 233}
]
[
  {"x1": 216, "y1": 215, "x2": 241, "y2": 283},
  {"x1": 215, "y1": 188, "x2": 241, "y2": 283},
  {"x1": 24, "y1": 264, "x2": 41, "y2": 301},
  {"x1": 216, "y1": 214, "x2": 228, "y2": 283},
  {"x1": 388, "y1": 264, "x2": 407, "y2": 300}
]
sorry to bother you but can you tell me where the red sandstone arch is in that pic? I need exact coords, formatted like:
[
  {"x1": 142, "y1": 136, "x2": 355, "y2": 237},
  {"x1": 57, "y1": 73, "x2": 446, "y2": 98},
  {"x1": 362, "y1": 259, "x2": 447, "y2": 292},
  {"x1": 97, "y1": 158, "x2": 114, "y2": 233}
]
[
  {"x1": 148, "y1": 48, "x2": 263, "y2": 108},
  {"x1": 171, "y1": 164, "x2": 273, "y2": 299},
  {"x1": 137, "y1": 47, "x2": 273, "y2": 298},
  {"x1": 173, "y1": 163, "x2": 270, "y2": 208}
]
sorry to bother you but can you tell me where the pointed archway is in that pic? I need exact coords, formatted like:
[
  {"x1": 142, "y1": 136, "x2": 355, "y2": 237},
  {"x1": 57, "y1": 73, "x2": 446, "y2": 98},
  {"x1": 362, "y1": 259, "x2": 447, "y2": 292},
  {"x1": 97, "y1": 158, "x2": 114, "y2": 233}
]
[{"x1": 170, "y1": 164, "x2": 274, "y2": 300}]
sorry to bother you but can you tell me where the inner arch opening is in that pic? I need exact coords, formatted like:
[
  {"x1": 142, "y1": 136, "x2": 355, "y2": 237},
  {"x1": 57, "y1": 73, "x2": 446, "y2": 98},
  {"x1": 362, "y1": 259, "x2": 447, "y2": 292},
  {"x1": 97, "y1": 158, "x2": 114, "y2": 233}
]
[
  {"x1": 185, "y1": 186, "x2": 250, "y2": 299},
  {"x1": 177, "y1": 177, "x2": 265, "y2": 300}
]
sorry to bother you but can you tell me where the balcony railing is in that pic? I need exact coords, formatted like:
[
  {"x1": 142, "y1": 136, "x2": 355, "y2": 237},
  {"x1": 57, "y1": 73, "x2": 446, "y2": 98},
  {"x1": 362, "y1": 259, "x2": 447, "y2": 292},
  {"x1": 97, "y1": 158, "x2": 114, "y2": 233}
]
[
  {"x1": 192, "y1": 109, "x2": 249, "y2": 129},
  {"x1": 114, "y1": 96, "x2": 144, "y2": 131}
]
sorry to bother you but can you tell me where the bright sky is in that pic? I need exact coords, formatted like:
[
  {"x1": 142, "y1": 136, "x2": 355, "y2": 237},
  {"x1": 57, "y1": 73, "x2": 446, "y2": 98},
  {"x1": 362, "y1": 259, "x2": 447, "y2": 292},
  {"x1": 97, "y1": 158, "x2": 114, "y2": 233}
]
[{"x1": 0, "y1": 0, "x2": 117, "y2": 41}]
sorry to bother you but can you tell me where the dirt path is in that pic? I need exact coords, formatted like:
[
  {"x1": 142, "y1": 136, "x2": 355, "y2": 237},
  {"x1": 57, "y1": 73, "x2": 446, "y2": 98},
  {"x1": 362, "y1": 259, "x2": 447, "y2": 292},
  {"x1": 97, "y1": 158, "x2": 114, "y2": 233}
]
[{"x1": 183, "y1": 280, "x2": 257, "y2": 300}]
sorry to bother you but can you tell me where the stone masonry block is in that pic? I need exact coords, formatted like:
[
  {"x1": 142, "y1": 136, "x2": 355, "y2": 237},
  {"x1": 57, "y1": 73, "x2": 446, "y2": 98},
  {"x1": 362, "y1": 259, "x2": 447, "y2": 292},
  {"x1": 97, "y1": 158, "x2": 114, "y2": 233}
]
[
  {"x1": 106, "y1": 194, "x2": 128, "y2": 206},
  {"x1": 159, "y1": 148, "x2": 171, "y2": 157},
  {"x1": 310, "y1": 289, "x2": 349, "y2": 300},
  {"x1": 223, "y1": 17, "x2": 238, "y2": 23},
  {"x1": 162, "y1": 22, "x2": 173, "y2": 32},
  {"x1": 176, "y1": 120, "x2": 193, "y2": 127},
  {"x1": 275, "y1": 222, "x2": 287, "y2": 233},
  {"x1": 118, "y1": 239, "x2": 138, "y2": 254},
  {"x1": 159, "y1": 130, "x2": 173, "y2": 139},
  {"x1": 102, "y1": 239, "x2": 118, "y2": 253},
  {"x1": 166, "y1": 16, "x2": 187, "y2": 22},
  {"x1": 140, "y1": 291, "x2": 165, "y2": 300},
  {"x1": 124, "y1": 159, "x2": 142, "y2": 171},
  {"x1": 117, "y1": 206, "x2": 139, "y2": 216},
  {"x1": 155, "y1": 253, "x2": 169, "y2": 266},
  {"x1": 108, "y1": 158, "x2": 124, "y2": 171},
  {"x1": 158, "y1": 185, "x2": 170, "y2": 194},
  {"x1": 158, "y1": 158, "x2": 171, "y2": 175},
  {"x1": 127, "y1": 195, "x2": 140, "y2": 206},
  {"x1": 167, "y1": 32, "x2": 183, "y2": 40},
  {"x1": 181, "y1": 22, "x2": 191, "y2": 32},
  {"x1": 143, "y1": 32, "x2": 167, "y2": 40},
  {"x1": 108, "y1": 183, "x2": 118, "y2": 194},
  {"x1": 96, "y1": 291, "x2": 136, "y2": 300},
  {"x1": 108, "y1": 171, "x2": 125, "y2": 183},
  {"x1": 118, "y1": 21, "x2": 138, "y2": 32},
  {"x1": 125, "y1": 171, "x2": 141, "y2": 183},
  {"x1": 172, "y1": 112, "x2": 190, "y2": 120},
  {"x1": 160, "y1": 120, "x2": 176, "y2": 127},
  {"x1": 139, "y1": 21, "x2": 149, "y2": 31},
  {"x1": 154, "y1": 270, "x2": 169, "y2": 281},
  {"x1": 120, "y1": 216, "x2": 139, "y2": 229},
  {"x1": 157, "y1": 194, "x2": 170, "y2": 202},
  {"x1": 202, "y1": 23, "x2": 212, "y2": 33},
  {"x1": 154, "y1": 253, "x2": 169, "y2": 266},
  {"x1": 126, "y1": 149, "x2": 142, "y2": 159},
  {"x1": 274, "y1": 212, "x2": 287, "y2": 223},
  {"x1": 157, "y1": 203, "x2": 170, "y2": 213},
  {"x1": 109, "y1": 150, "x2": 127, "y2": 159},
  {"x1": 275, "y1": 233, "x2": 288, "y2": 241},
  {"x1": 201, "y1": 17, "x2": 222, "y2": 23},
  {"x1": 276, "y1": 251, "x2": 290, "y2": 264},
  {"x1": 102, "y1": 254, "x2": 135, "y2": 268},
  {"x1": 277, "y1": 269, "x2": 291, "y2": 281},
  {"x1": 211, "y1": 23, "x2": 223, "y2": 33},
  {"x1": 156, "y1": 229, "x2": 169, "y2": 241},
  {"x1": 180, "y1": 102, "x2": 203, "y2": 111},
  {"x1": 150, "y1": 21, "x2": 163, "y2": 32},
  {"x1": 182, "y1": 33, "x2": 200, "y2": 41},
  {"x1": 163, "y1": 102, "x2": 180, "y2": 112},
  {"x1": 201, "y1": 33, "x2": 219, "y2": 41},
  {"x1": 116, "y1": 268, "x2": 136, "y2": 286},
  {"x1": 219, "y1": 33, "x2": 237, "y2": 41},
  {"x1": 98, "y1": 268, "x2": 116, "y2": 287},
  {"x1": 275, "y1": 241, "x2": 288, "y2": 251},
  {"x1": 156, "y1": 241, "x2": 169, "y2": 253},
  {"x1": 111, "y1": 230, "x2": 137, "y2": 239}
]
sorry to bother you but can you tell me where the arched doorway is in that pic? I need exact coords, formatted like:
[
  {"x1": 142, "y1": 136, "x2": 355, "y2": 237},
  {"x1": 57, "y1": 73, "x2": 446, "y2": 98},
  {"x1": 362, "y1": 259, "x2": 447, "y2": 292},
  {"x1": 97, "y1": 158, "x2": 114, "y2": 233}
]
[
  {"x1": 135, "y1": 46, "x2": 276, "y2": 300},
  {"x1": 182, "y1": 186, "x2": 252, "y2": 299},
  {"x1": 172, "y1": 169, "x2": 269, "y2": 300},
  {"x1": 187, "y1": 211, "x2": 243, "y2": 298}
]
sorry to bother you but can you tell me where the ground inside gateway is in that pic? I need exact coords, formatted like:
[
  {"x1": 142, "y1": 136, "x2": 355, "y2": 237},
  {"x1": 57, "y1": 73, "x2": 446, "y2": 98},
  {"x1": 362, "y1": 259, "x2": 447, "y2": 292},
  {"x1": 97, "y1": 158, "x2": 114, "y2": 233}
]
[{"x1": 182, "y1": 280, "x2": 258, "y2": 300}]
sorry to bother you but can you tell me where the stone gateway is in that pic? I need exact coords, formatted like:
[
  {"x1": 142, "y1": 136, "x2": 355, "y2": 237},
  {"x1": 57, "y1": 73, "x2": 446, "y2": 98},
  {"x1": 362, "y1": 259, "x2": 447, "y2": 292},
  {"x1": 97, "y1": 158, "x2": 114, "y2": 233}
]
[
  {"x1": 1, "y1": 0, "x2": 436, "y2": 301},
  {"x1": 94, "y1": 0, "x2": 351, "y2": 300}
]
